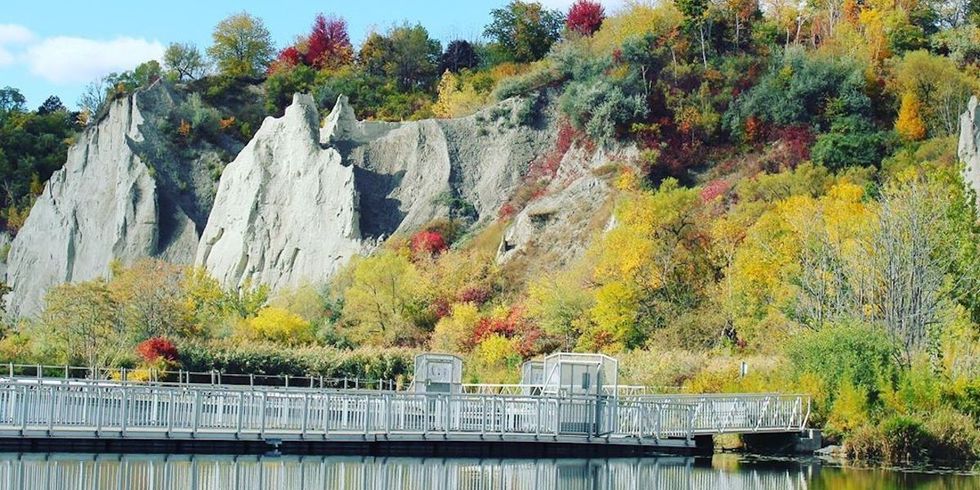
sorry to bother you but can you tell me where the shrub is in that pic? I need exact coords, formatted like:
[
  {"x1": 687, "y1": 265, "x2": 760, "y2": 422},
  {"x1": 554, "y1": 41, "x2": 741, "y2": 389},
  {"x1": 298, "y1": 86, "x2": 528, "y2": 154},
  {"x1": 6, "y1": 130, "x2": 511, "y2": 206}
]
[
  {"x1": 843, "y1": 424, "x2": 885, "y2": 461},
  {"x1": 410, "y1": 230, "x2": 448, "y2": 257},
  {"x1": 923, "y1": 408, "x2": 980, "y2": 462},
  {"x1": 136, "y1": 337, "x2": 178, "y2": 363},
  {"x1": 241, "y1": 306, "x2": 314, "y2": 345},
  {"x1": 786, "y1": 321, "x2": 895, "y2": 406},
  {"x1": 881, "y1": 415, "x2": 929, "y2": 465}
]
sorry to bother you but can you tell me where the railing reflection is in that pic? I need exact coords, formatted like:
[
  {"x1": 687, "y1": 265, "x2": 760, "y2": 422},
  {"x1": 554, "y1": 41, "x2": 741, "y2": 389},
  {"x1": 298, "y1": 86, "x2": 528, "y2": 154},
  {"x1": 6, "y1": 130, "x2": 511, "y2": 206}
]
[{"x1": 0, "y1": 453, "x2": 819, "y2": 490}]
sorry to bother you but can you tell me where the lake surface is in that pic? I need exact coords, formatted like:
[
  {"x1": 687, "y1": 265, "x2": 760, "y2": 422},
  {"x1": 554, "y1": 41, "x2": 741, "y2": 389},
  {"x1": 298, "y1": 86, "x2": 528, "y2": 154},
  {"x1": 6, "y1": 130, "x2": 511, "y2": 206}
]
[{"x1": 0, "y1": 452, "x2": 976, "y2": 489}]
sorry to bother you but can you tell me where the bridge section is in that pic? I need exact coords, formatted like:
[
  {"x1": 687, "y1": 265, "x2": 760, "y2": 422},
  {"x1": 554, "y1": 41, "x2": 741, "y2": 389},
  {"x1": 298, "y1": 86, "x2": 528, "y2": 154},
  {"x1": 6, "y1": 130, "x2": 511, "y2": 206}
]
[{"x1": 0, "y1": 380, "x2": 809, "y2": 455}]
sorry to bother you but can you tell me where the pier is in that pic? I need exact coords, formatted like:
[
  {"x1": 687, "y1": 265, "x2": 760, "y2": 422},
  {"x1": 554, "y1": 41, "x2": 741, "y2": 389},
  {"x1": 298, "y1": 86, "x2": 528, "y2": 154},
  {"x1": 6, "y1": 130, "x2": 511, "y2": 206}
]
[{"x1": 0, "y1": 353, "x2": 811, "y2": 456}]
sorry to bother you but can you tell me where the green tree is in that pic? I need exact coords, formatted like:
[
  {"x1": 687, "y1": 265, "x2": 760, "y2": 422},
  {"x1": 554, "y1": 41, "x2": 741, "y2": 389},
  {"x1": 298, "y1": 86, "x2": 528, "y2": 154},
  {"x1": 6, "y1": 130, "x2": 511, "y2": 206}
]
[
  {"x1": 484, "y1": 1, "x2": 564, "y2": 63},
  {"x1": 41, "y1": 281, "x2": 124, "y2": 369},
  {"x1": 385, "y1": 24, "x2": 442, "y2": 91},
  {"x1": 163, "y1": 42, "x2": 208, "y2": 81},
  {"x1": 339, "y1": 251, "x2": 428, "y2": 346},
  {"x1": 207, "y1": 12, "x2": 275, "y2": 79}
]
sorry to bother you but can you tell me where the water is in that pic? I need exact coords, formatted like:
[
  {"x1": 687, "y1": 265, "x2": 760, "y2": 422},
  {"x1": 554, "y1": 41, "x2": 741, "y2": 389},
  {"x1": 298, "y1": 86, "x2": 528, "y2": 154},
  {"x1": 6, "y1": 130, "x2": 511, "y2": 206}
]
[{"x1": 0, "y1": 453, "x2": 976, "y2": 489}]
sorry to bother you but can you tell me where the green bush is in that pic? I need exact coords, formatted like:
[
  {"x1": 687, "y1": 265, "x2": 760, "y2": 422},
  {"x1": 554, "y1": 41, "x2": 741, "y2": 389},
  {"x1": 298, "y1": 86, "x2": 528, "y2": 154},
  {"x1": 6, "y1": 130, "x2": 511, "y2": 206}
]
[
  {"x1": 881, "y1": 415, "x2": 929, "y2": 465},
  {"x1": 810, "y1": 116, "x2": 893, "y2": 170},
  {"x1": 724, "y1": 47, "x2": 872, "y2": 135},
  {"x1": 177, "y1": 341, "x2": 416, "y2": 381},
  {"x1": 787, "y1": 321, "x2": 895, "y2": 405},
  {"x1": 843, "y1": 424, "x2": 885, "y2": 461},
  {"x1": 923, "y1": 408, "x2": 980, "y2": 462}
]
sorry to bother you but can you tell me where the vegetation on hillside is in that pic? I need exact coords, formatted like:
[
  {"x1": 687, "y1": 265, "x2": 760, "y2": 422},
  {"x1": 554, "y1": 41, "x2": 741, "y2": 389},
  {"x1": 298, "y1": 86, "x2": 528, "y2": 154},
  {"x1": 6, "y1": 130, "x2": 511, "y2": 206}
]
[{"x1": 2, "y1": 0, "x2": 980, "y2": 464}]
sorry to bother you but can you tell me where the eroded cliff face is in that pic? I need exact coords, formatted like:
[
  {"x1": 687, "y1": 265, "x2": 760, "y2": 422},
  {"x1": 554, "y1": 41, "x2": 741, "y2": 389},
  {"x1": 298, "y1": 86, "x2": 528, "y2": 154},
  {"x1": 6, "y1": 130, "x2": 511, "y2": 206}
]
[
  {"x1": 7, "y1": 87, "x2": 628, "y2": 316},
  {"x1": 195, "y1": 94, "x2": 364, "y2": 290},
  {"x1": 5, "y1": 84, "x2": 201, "y2": 317},
  {"x1": 5, "y1": 82, "x2": 238, "y2": 317},
  {"x1": 961, "y1": 96, "x2": 980, "y2": 203},
  {"x1": 195, "y1": 94, "x2": 560, "y2": 290}
]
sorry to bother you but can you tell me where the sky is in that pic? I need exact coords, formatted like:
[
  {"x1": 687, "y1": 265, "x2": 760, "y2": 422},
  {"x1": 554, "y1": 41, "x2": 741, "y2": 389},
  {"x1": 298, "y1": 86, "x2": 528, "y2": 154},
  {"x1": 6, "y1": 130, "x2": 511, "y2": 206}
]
[{"x1": 0, "y1": 0, "x2": 627, "y2": 109}]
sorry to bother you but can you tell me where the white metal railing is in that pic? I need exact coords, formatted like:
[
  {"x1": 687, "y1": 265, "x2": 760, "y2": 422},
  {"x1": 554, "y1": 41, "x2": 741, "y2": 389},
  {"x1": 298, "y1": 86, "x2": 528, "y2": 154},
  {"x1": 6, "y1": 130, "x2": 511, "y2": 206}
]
[
  {"x1": 2, "y1": 363, "x2": 398, "y2": 391},
  {"x1": 622, "y1": 394, "x2": 812, "y2": 434},
  {"x1": 459, "y1": 384, "x2": 653, "y2": 397},
  {"x1": 0, "y1": 381, "x2": 809, "y2": 444}
]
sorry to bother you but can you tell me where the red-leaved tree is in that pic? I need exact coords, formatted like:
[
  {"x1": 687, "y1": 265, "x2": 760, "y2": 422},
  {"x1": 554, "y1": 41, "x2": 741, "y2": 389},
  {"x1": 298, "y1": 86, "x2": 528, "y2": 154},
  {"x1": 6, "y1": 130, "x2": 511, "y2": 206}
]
[
  {"x1": 410, "y1": 230, "x2": 448, "y2": 257},
  {"x1": 566, "y1": 0, "x2": 605, "y2": 36},
  {"x1": 277, "y1": 46, "x2": 303, "y2": 66},
  {"x1": 136, "y1": 337, "x2": 178, "y2": 363},
  {"x1": 306, "y1": 14, "x2": 354, "y2": 69}
]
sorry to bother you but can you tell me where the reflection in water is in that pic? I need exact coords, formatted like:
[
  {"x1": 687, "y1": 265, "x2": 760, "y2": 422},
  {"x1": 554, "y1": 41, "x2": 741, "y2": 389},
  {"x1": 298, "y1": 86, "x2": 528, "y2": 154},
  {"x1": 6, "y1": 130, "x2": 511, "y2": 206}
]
[{"x1": 0, "y1": 453, "x2": 976, "y2": 490}]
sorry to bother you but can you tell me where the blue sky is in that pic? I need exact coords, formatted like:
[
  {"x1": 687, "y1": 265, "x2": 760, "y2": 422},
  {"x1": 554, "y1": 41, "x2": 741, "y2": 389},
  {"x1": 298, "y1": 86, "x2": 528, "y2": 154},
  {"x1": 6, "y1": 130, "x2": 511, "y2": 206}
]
[{"x1": 0, "y1": 0, "x2": 624, "y2": 109}]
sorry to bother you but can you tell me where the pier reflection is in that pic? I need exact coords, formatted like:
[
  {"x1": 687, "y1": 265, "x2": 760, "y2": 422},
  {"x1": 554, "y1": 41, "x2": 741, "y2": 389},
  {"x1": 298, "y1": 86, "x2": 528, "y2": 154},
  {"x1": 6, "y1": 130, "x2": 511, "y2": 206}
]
[{"x1": 0, "y1": 453, "x2": 975, "y2": 490}]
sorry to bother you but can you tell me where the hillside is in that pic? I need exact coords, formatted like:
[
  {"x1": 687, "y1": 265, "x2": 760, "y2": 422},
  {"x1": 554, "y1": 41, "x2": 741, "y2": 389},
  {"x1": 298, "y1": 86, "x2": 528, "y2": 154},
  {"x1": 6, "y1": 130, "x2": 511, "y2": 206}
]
[{"x1": 1, "y1": 0, "x2": 980, "y2": 465}]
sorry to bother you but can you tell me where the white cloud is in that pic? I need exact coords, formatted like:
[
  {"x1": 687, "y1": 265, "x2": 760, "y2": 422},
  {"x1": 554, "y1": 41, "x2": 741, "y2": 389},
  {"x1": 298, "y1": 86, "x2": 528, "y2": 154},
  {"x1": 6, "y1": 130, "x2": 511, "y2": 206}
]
[
  {"x1": 26, "y1": 36, "x2": 164, "y2": 85},
  {"x1": 0, "y1": 24, "x2": 35, "y2": 45},
  {"x1": 0, "y1": 24, "x2": 34, "y2": 68}
]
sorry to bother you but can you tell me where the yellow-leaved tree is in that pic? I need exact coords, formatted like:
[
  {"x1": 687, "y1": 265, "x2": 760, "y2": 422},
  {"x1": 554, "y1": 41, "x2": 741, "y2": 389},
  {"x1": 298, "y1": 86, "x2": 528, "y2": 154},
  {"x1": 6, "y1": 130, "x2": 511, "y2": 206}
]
[
  {"x1": 241, "y1": 306, "x2": 314, "y2": 345},
  {"x1": 895, "y1": 91, "x2": 926, "y2": 141},
  {"x1": 433, "y1": 71, "x2": 485, "y2": 118}
]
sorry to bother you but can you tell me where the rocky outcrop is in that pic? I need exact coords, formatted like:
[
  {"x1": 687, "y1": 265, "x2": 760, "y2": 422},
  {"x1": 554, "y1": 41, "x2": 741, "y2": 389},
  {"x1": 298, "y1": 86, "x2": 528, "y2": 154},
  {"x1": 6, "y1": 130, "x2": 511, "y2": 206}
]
[
  {"x1": 196, "y1": 94, "x2": 558, "y2": 290},
  {"x1": 961, "y1": 96, "x2": 980, "y2": 203},
  {"x1": 196, "y1": 94, "x2": 365, "y2": 290},
  {"x1": 334, "y1": 95, "x2": 555, "y2": 238},
  {"x1": 6, "y1": 84, "x2": 201, "y2": 316}
]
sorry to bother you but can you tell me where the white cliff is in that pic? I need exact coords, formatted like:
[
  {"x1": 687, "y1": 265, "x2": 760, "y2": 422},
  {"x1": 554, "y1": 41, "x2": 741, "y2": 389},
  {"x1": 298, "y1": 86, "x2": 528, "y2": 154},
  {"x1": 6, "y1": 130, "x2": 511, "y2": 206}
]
[
  {"x1": 5, "y1": 83, "x2": 199, "y2": 316},
  {"x1": 195, "y1": 94, "x2": 365, "y2": 290}
]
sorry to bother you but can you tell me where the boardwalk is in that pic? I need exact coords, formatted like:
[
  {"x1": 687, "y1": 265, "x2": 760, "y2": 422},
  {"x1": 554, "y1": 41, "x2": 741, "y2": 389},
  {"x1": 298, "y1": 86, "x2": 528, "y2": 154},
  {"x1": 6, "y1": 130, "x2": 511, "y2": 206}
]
[{"x1": 0, "y1": 379, "x2": 809, "y2": 452}]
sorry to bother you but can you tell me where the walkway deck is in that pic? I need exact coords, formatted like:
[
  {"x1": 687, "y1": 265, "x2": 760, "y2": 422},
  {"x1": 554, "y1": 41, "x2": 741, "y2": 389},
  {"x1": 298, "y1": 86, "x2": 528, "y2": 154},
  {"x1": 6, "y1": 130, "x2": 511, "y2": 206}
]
[{"x1": 0, "y1": 379, "x2": 809, "y2": 454}]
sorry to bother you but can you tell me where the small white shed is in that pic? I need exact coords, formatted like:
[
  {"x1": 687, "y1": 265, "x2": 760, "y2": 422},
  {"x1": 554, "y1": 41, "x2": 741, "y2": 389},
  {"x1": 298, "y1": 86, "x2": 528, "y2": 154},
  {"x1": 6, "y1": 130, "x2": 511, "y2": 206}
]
[
  {"x1": 412, "y1": 353, "x2": 463, "y2": 394},
  {"x1": 541, "y1": 353, "x2": 618, "y2": 397}
]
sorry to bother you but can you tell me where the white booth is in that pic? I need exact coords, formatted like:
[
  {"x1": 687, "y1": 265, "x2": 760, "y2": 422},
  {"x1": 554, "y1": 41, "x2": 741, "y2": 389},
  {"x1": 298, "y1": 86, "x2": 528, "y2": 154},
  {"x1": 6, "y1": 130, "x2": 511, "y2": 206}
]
[
  {"x1": 520, "y1": 360, "x2": 544, "y2": 395},
  {"x1": 541, "y1": 353, "x2": 618, "y2": 397},
  {"x1": 412, "y1": 353, "x2": 463, "y2": 394}
]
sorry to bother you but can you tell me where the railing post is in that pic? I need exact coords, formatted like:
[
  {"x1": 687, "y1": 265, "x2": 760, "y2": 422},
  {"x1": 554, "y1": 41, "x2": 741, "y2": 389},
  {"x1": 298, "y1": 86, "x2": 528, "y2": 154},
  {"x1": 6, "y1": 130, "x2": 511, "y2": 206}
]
[
  {"x1": 259, "y1": 392, "x2": 267, "y2": 437},
  {"x1": 383, "y1": 394, "x2": 390, "y2": 436},
  {"x1": 18, "y1": 385, "x2": 27, "y2": 433},
  {"x1": 192, "y1": 390, "x2": 201, "y2": 435},
  {"x1": 301, "y1": 393, "x2": 310, "y2": 435},
  {"x1": 167, "y1": 390, "x2": 175, "y2": 435},
  {"x1": 64, "y1": 366, "x2": 68, "y2": 380},
  {"x1": 120, "y1": 388, "x2": 128, "y2": 435},
  {"x1": 47, "y1": 386, "x2": 56, "y2": 433},
  {"x1": 364, "y1": 394, "x2": 371, "y2": 435},
  {"x1": 554, "y1": 399, "x2": 561, "y2": 435},
  {"x1": 236, "y1": 392, "x2": 244, "y2": 433},
  {"x1": 7, "y1": 363, "x2": 12, "y2": 378},
  {"x1": 535, "y1": 398, "x2": 541, "y2": 437},
  {"x1": 324, "y1": 392, "x2": 331, "y2": 435},
  {"x1": 95, "y1": 387, "x2": 104, "y2": 434}
]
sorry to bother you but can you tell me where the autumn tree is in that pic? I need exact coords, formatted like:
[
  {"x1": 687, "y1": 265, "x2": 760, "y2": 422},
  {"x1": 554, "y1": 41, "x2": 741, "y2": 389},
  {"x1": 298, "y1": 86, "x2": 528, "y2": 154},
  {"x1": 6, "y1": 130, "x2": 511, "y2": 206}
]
[
  {"x1": 163, "y1": 42, "x2": 207, "y2": 81},
  {"x1": 895, "y1": 91, "x2": 927, "y2": 141},
  {"x1": 485, "y1": 1, "x2": 564, "y2": 63},
  {"x1": 108, "y1": 259, "x2": 195, "y2": 342},
  {"x1": 241, "y1": 306, "x2": 314, "y2": 345},
  {"x1": 676, "y1": 0, "x2": 710, "y2": 67},
  {"x1": 433, "y1": 71, "x2": 485, "y2": 117},
  {"x1": 340, "y1": 251, "x2": 429, "y2": 346},
  {"x1": 41, "y1": 281, "x2": 124, "y2": 370},
  {"x1": 439, "y1": 40, "x2": 479, "y2": 73},
  {"x1": 892, "y1": 50, "x2": 977, "y2": 137},
  {"x1": 567, "y1": 0, "x2": 606, "y2": 36},
  {"x1": 305, "y1": 14, "x2": 354, "y2": 70},
  {"x1": 207, "y1": 12, "x2": 275, "y2": 79}
]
